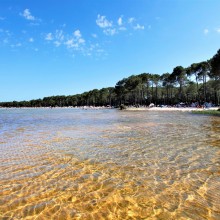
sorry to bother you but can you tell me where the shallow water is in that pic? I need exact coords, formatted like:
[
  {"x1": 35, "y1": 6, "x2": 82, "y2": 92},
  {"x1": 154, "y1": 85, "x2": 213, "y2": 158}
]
[{"x1": 0, "y1": 108, "x2": 220, "y2": 220}]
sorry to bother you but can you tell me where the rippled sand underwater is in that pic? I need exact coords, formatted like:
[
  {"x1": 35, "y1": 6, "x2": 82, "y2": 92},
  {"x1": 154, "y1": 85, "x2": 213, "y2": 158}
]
[{"x1": 0, "y1": 108, "x2": 220, "y2": 220}]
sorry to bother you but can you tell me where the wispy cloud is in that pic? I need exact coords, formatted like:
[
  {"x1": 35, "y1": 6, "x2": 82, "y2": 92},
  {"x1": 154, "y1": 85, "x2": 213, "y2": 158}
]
[
  {"x1": 203, "y1": 29, "x2": 209, "y2": 34},
  {"x1": 103, "y1": 28, "x2": 117, "y2": 36},
  {"x1": 20, "y1": 9, "x2": 35, "y2": 21},
  {"x1": 96, "y1": 14, "x2": 117, "y2": 36},
  {"x1": 3, "y1": 10, "x2": 145, "y2": 57},
  {"x1": 117, "y1": 16, "x2": 123, "y2": 26},
  {"x1": 96, "y1": 14, "x2": 112, "y2": 28},
  {"x1": 204, "y1": 28, "x2": 220, "y2": 34},
  {"x1": 3, "y1": 38, "x2": 9, "y2": 44},
  {"x1": 65, "y1": 39, "x2": 77, "y2": 48},
  {"x1": 117, "y1": 16, "x2": 127, "y2": 31},
  {"x1": 79, "y1": 38, "x2": 85, "y2": 44},
  {"x1": 216, "y1": 28, "x2": 220, "y2": 33},
  {"x1": 65, "y1": 30, "x2": 85, "y2": 49},
  {"x1": 133, "y1": 24, "x2": 145, "y2": 30},
  {"x1": 55, "y1": 30, "x2": 64, "y2": 41},
  {"x1": 96, "y1": 15, "x2": 144, "y2": 36},
  {"x1": 45, "y1": 30, "x2": 64, "y2": 47},
  {"x1": 128, "y1": 17, "x2": 145, "y2": 30},
  {"x1": 45, "y1": 33, "x2": 53, "y2": 41},
  {"x1": 0, "y1": 17, "x2": 5, "y2": 21},
  {"x1": 119, "y1": 27, "x2": 127, "y2": 31},
  {"x1": 20, "y1": 9, "x2": 41, "y2": 25},
  {"x1": 87, "y1": 43, "x2": 106, "y2": 57},
  {"x1": 128, "y1": 17, "x2": 135, "y2": 24},
  {"x1": 54, "y1": 41, "x2": 61, "y2": 47},
  {"x1": 0, "y1": 29, "x2": 11, "y2": 36},
  {"x1": 91, "y1": 33, "x2": 97, "y2": 38},
  {"x1": 0, "y1": 29, "x2": 12, "y2": 46},
  {"x1": 45, "y1": 31, "x2": 63, "y2": 47},
  {"x1": 45, "y1": 29, "x2": 86, "y2": 52},
  {"x1": 10, "y1": 43, "x2": 22, "y2": 48},
  {"x1": 73, "y1": 30, "x2": 81, "y2": 38}
]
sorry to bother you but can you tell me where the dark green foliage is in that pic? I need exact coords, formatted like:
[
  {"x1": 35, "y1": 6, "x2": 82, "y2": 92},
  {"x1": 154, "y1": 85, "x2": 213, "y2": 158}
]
[
  {"x1": 119, "y1": 104, "x2": 127, "y2": 110},
  {"x1": 211, "y1": 49, "x2": 220, "y2": 80}
]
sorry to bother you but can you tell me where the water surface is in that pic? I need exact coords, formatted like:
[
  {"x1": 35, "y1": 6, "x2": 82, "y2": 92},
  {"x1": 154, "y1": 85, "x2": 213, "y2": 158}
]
[{"x1": 0, "y1": 108, "x2": 220, "y2": 219}]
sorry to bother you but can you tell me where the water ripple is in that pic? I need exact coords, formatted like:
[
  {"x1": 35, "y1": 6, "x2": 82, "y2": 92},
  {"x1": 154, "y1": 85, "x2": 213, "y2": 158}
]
[{"x1": 0, "y1": 109, "x2": 220, "y2": 219}]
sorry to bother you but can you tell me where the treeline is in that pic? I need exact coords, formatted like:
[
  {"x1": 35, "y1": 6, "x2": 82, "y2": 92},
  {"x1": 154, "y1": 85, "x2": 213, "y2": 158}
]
[{"x1": 1, "y1": 49, "x2": 220, "y2": 108}]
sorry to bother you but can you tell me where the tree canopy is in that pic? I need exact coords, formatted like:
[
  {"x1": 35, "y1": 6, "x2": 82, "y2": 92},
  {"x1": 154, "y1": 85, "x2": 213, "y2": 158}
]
[{"x1": 1, "y1": 49, "x2": 220, "y2": 108}]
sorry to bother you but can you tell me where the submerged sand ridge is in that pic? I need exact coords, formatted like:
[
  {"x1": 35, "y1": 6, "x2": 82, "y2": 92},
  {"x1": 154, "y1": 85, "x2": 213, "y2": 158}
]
[{"x1": 0, "y1": 108, "x2": 220, "y2": 219}]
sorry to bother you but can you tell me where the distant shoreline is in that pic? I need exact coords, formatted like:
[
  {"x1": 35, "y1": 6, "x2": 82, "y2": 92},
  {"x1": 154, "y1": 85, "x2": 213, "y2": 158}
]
[
  {"x1": 0, "y1": 106, "x2": 113, "y2": 110},
  {"x1": 0, "y1": 106, "x2": 219, "y2": 112}
]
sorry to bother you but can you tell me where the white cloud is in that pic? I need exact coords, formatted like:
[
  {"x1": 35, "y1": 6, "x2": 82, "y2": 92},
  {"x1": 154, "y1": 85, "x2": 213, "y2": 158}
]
[
  {"x1": 3, "y1": 38, "x2": 9, "y2": 44},
  {"x1": 65, "y1": 39, "x2": 78, "y2": 48},
  {"x1": 29, "y1": 38, "x2": 34, "y2": 42},
  {"x1": 96, "y1": 14, "x2": 145, "y2": 36},
  {"x1": 128, "y1": 17, "x2": 135, "y2": 24},
  {"x1": 203, "y1": 29, "x2": 209, "y2": 34},
  {"x1": 119, "y1": 27, "x2": 127, "y2": 31},
  {"x1": 44, "y1": 30, "x2": 63, "y2": 47},
  {"x1": 54, "y1": 41, "x2": 61, "y2": 47},
  {"x1": 64, "y1": 30, "x2": 85, "y2": 50},
  {"x1": 43, "y1": 27, "x2": 105, "y2": 57},
  {"x1": 10, "y1": 43, "x2": 22, "y2": 48},
  {"x1": 65, "y1": 39, "x2": 73, "y2": 46},
  {"x1": 0, "y1": 29, "x2": 11, "y2": 45},
  {"x1": 45, "y1": 33, "x2": 53, "y2": 41},
  {"x1": 78, "y1": 38, "x2": 85, "y2": 44},
  {"x1": 0, "y1": 29, "x2": 11, "y2": 36},
  {"x1": 118, "y1": 17, "x2": 123, "y2": 26},
  {"x1": 103, "y1": 28, "x2": 116, "y2": 36},
  {"x1": 134, "y1": 24, "x2": 145, "y2": 30},
  {"x1": 49, "y1": 30, "x2": 65, "y2": 47},
  {"x1": 55, "y1": 30, "x2": 64, "y2": 41},
  {"x1": 97, "y1": 49, "x2": 104, "y2": 53},
  {"x1": 216, "y1": 28, "x2": 220, "y2": 33},
  {"x1": 96, "y1": 14, "x2": 112, "y2": 28},
  {"x1": 73, "y1": 30, "x2": 81, "y2": 38},
  {"x1": 87, "y1": 43, "x2": 105, "y2": 57},
  {"x1": 21, "y1": 9, "x2": 35, "y2": 21},
  {"x1": 92, "y1": 33, "x2": 97, "y2": 38}
]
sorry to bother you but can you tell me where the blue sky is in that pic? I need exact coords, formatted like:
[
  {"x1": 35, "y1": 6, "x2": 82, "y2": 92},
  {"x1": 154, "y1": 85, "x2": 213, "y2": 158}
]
[{"x1": 1, "y1": 0, "x2": 220, "y2": 101}]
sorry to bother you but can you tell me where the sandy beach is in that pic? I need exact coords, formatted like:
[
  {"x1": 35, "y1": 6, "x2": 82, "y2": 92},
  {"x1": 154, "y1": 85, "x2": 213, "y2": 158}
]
[{"x1": 125, "y1": 107, "x2": 219, "y2": 112}]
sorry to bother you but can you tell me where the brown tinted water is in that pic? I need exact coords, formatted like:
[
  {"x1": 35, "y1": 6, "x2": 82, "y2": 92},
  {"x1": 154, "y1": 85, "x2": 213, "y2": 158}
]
[{"x1": 0, "y1": 108, "x2": 220, "y2": 220}]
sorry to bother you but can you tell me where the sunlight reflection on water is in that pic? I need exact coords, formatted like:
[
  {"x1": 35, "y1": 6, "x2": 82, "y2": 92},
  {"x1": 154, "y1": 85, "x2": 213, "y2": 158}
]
[{"x1": 0, "y1": 108, "x2": 220, "y2": 219}]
